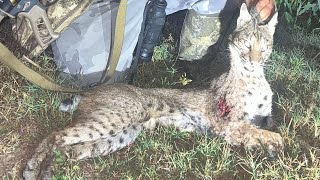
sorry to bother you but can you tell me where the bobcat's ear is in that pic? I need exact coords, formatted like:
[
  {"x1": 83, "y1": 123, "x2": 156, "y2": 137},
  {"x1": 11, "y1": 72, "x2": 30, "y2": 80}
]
[
  {"x1": 237, "y1": 3, "x2": 251, "y2": 28},
  {"x1": 267, "y1": 12, "x2": 278, "y2": 35}
]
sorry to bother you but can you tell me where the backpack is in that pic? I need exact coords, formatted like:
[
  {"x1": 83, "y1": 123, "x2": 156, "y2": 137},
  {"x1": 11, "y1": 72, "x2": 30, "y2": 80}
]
[{"x1": 0, "y1": 0, "x2": 138, "y2": 91}]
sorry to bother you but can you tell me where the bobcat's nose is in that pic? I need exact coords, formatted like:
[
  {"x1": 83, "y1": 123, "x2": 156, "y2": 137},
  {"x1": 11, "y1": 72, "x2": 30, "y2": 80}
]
[{"x1": 250, "y1": 50, "x2": 262, "y2": 62}]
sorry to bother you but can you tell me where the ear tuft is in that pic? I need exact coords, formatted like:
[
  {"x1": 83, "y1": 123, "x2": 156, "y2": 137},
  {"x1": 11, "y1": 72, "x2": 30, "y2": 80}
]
[
  {"x1": 267, "y1": 12, "x2": 278, "y2": 34},
  {"x1": 268, "y1": 12, "x2": 278, "y2": 27}
]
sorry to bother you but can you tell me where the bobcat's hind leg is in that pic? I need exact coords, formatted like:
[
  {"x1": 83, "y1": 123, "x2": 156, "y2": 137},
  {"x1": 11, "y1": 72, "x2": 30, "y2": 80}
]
[
  {"x1": 23, "y1": 133, "x2": 59, "y2": 180},
  {"x1": 65, "y1": 124, "x2": 143, "y2": 160}
]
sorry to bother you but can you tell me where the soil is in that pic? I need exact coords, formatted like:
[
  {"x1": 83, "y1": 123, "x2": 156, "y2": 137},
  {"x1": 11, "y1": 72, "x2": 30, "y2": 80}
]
[
  {"x1": 0, "y1": 19, "x2": 29, "y2": 58},
  {"x1": 0, "y1": 118, "x2": 45, "y2": 177}
]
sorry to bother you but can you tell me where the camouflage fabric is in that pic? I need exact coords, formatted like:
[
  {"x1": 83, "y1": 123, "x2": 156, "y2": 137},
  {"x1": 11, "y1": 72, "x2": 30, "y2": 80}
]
[
  {"x1": 178, "y1": 10, "x2": 221, "y2": 61},
  {"x1": 12, "y1": 0, "x2": 92, "y2": 58},
  {"x1": 52, "y1": 0, "x2": 149, "y2": 87},
  {"x1": 169, "y1": 0, "x2": 228, "y2": 61},
  {"x1": 52, "y1": 0, "x2": 114, "y2": 87},
  {"x1": 178, "y1": 0, "x2": 241, "y2": 61}
]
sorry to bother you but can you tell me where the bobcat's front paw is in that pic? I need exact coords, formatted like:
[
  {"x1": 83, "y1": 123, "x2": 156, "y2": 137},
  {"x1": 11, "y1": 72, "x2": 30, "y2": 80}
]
[
  {"x1": 223, "y1": 123, "x2": 283, "y2": 151},
  {"x1": 243, "y1": 129, "x2": 283, "y2": 151}
]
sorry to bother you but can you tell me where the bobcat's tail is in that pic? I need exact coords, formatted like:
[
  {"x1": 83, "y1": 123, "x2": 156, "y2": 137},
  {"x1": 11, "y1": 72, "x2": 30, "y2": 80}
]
[{"x1": 22, "y1": 133, "x2": 57, "y2": 180}]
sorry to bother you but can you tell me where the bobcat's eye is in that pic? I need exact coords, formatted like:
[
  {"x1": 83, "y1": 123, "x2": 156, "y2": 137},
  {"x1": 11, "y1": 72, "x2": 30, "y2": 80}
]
[{"x1": 244, "y1": 40, "x2": 251, "y2": 48}]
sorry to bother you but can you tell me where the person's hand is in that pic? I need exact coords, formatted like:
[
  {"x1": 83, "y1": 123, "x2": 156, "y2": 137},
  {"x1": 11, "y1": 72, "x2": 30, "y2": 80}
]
[{"x1": 245, "y1": 0, "x2": 276, "y2": 21}]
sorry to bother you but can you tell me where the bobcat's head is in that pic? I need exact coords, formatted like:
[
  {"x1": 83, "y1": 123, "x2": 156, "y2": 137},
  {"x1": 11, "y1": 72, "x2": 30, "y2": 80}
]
[{"x1": 229, "y1": 3, "x2": 278, "y2": 73}]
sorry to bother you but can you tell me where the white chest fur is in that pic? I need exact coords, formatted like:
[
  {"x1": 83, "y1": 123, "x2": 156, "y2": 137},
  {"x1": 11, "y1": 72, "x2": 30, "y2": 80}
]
[{"x1": 243, "y1": 77, "x2": 273, "y2": 122}]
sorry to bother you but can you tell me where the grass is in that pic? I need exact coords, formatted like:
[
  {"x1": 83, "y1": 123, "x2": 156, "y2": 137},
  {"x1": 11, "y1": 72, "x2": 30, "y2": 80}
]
[
  {"x1": 51, "y1": 128, "x2": 233, "y2": 179},
  {"x1": 276, "y1": 0, "x2": 320, "y2": 31},
  {"x1": 0, "y1": 21, "x2": 320, "y2": 179},
  {"x1": 0, "y1": 53, "x2": 73, "y2": 177}
]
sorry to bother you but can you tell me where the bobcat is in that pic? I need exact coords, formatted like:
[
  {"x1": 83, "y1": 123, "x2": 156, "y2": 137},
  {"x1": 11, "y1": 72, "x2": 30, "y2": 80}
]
[{"x1": 23, "y1": 4, "x2": 282, "y2": 179}]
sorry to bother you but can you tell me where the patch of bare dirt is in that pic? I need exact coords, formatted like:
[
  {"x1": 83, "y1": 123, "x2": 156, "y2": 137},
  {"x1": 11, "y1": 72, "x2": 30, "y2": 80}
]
[{"x1": 0, "y1": 118, "x2": 44, "y2": 177}]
